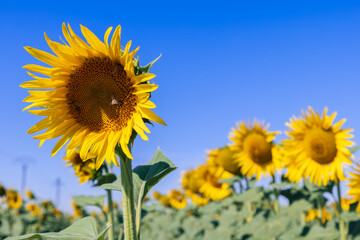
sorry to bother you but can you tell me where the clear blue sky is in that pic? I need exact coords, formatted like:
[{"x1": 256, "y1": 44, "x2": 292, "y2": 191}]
[{"x1": 1, "y1": 0, "x2": 360, "y2": 211}]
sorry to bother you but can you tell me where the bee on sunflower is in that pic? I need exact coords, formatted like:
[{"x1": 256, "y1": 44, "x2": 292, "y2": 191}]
[
  {"x1": 22, "y1": 23, "x2": 165, "y2": 170},
  {"x1": 283, "y1": 107, "x2": 353, "y2": 186}
]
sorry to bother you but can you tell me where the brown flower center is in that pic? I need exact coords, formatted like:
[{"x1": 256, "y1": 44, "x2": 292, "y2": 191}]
[
  {"x1": 304, "y1": 128, "x2": 337, "y2": 164},
  {"x1": 216, "y1": 147, "x2": 241, "y2": 175},
  {"x1": 243, "y1": 132, "x2": 272, "y2": 165},
  {"x1": 66, "y1": 57, "x2": 136, "y2": 132}
]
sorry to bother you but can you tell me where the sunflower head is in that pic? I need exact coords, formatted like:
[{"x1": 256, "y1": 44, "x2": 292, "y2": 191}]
[
  {"x1": 25, "y1": 190, "x2": 36, "y2": 199},
  {"x1": 347, "y1": 162, "x2": 360, "y2": 212},
  {"x1": 64, "y1": 150, "x2": 97, "y2": 184},
  {"x1": 207, "y1": 147, "x2": 240, "y2": 177},
  {"x1": 41, "y1": 201, "x2": 54, "y2": 209},
  {"x1": 229, "y1": 119, "x2": 281, "y2": 179},
  {"x1": 168, "y1": 190, "x2": 187, "y2": 209},
  {"x1": 53, "y1": 208, "x2": 61, "y2": 219},
  {"x1": 26, "y1": 203, "x2": 41, "y2": 216},
  {"x1": 71, "y1": 201, "x2": 82, "y2": 218},
  {"x1": 22, "y1": 23, "x2": 166, "y2": 170},
  {"x1": 305, "y1": 207, "x2": 331, "y2": 224},
  {"x1": 283, "y1": 107, "x2": 353, "y2": 186},
  {"x1": 6, "y1": 189, "x2": 22, "y2": 209},
  {"x1": 153, "y1": 191, "x2": 171, "y2": 207}
]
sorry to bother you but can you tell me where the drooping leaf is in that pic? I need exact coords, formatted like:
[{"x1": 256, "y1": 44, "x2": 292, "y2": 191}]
[
  {"x1": 94, "y1": 173, "x2": 117, "y2": 187},
  {"x1": 72, "y1": 195, "x2": 105, "y2": 209},
  {"x1": 5, "y1": 217, "x2": 110, "y2": 240},
  {"x1": 99, "y1": 177, "x2": 122, "y2": 192}
]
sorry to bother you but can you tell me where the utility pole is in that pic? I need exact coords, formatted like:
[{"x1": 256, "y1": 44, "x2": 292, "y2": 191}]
[
  {"x1": 14, "y1": 156, "x2": 35, "y2": 196},
  {"x1": 54, "y1": 178, "x2": 64, "y2": 207}
]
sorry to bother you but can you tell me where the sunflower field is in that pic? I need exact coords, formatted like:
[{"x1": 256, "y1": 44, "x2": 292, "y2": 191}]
[{"x1": 1, "y1": 11, "x2": 360, "y2": 240}]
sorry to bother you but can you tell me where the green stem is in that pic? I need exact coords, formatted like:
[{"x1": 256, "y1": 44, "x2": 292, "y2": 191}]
[
  {"x1": 107, "y1": 190, "x2": 115, "y2": 240},
  {"x1": 317, "y1": 195, "x2": 323, "y2": 222},
  {"x1": 337, "y1": 182, "x2": 348, "y2": 240},
  {"x1": 120, "y1": 156, "x2": 137, "y2": 240},
  {"x1": 272, "y1": 176, "x2": 279, "y2": 214}
]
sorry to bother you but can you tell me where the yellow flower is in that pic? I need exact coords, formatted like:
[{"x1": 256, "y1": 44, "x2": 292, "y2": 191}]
[
  {"x1": 207, "y1": 147, "x2": 240, "y2": 178},
  {"x1": 25, "y1": 190, "x2": 36, "y2": 199},
  {"x1": 22, "y1": 23, "x2": 166, "y2": 169},
  {"x1": 168, "y1": 190, "x2": 187, "y2": 209},
  {"x1": 347, "y1": 162, "x2": 360, "y2": 212},
  {"x1": 26, "y1": 203, "x2": 41, "y2": 216},
  {"x1": 6, "y1": 189, "x2": 22, "y2": 209},
  {"x1": 229, "y1": 119, "x2": 281, "y2": 180},
  {"x1": 153, "y1": 191, "x2": 171, "y2": 207},
  {"x1": 305, "y1": 207, "x2": 332, "y2": 223},
  {"x1": 71, "y1": 201, "x2": 82, "y2": 218},
  {"x1": 53, "y1": 208, "x2": 61, "y2": 219},
  {"x1": 41, "y1": 201, "x2": 53, "y2": 208},
  {"x1": 283, "y1": 107, "x2": 353, "y2": 186},
  {"x1": 64, "y1": 150, "x2": 96, "y2": 184}
]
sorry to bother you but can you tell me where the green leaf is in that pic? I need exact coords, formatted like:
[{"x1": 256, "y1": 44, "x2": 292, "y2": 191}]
[
  {"x1": 341, "y1": 211, "x2": 360, "y2": 222},
  {"x1": 132, "y1": 147, "x2": 176, "y2": 205},
  {"x1": 72, "y1": 195, "x2": 105, "y2": 209},
  {"x1": 350, "y1": 145, "x2": 360, "y2": 153},
  {"x1": 99, "y1": 177, "x2": 122, "y2": 192},
  {"x1": 93, "y1": 173, "x2": 117, "y2": 187},
  {"x1": 140, "y1": 54, "x2": 162, "y2": 74},
  {"x1": 5, "y1": 217, "x2": 110, "y2": 240}
]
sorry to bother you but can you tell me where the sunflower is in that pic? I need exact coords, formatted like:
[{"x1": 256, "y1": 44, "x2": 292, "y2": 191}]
[
  {"x1": 181, "y1": 169, "x2": 210, "y2": 206},
  {"x1": 26, "y1": 203, "x2": 41, "y2": 216},
  {"x1": 305, "y1": 207, "x2": 332, "y2": 223},
  {"x1": 71, "y1": 201, "x2": 82, "y2": 218},
  {"x1": 283, "y1": 107, "x2": 353, "y2": 186},
  {"x1": 207, "y1": 146, "x2": 240, "y2": 178},
  {"x1": 347, "y1": 162, "x2": 360, "y2": 212},
  {"x1": 6, "y1": 189, "x2": 22, "y2": 209},
  {"x1": 168, "y1": 190, "x2": 187, "y2": 209},
  {"x1": 25, "y1": 190, "x2": 36, "y2": 199},
  {"x1": 153, "y1": 191, "x2": 171, "y2": 207},
  {"x1": 229, "y1": 119, "x2": 281, "y2": 180},
  {"x1": 64, "y1": 149, "x2": 96, "y2": 184},
  {"x1": 53, "y1": 208, "x2": 61, "y2": 219},
  {"x1": 22, "y1": 23, "x2": 166, "y2": 169}
]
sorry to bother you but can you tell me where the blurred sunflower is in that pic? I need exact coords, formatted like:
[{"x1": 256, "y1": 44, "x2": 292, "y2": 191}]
[
  {"x1": 229, "y1": 119, "x2": 281, "y2": 180},
  {"x1": 347, "y1": 162, "x2": 360, "y2": 212},
  {"x1": 71, "y1": 201, "x2": 82, "y2": 218},
  {"x1": 181, "y1": 169, "x2": 210, "y2": 206},
  {"x1": 305, "y1": 207, "x2": 332, "y2": 223},
  {"x1": 22, "y1": 23, "x2": 165, "y2": 169},
  {"x1": 283, "y1": 107, "x2": 353, "y2": 186},
  {"x1": 26, "y1": 203, "x2": 41, "y2": 216},
  {"x1": 153, "y1": 191, "x2": 171, "y2": 207},
  {"x1": 6, "y1": 189, "x2": 22, "y2": 209},
  {"x1": 207, "y1": 146, "x2": 240, "y2": 178},
  {"x1": 25, "y1": 189, "x2": 36, "y2": 199},
  {"x1": 64, "y1": 150, "x2": 96, "y2": 184},
  {"x1": 168, "y1": 190, "x2": 187, "y2": 209},
  {"x1": 53, "y1": 208, "x2": 61, "y2": 219}
]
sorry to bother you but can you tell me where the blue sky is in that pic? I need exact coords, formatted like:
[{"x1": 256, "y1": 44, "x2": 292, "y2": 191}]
[{"x1": 1, "y1": 0, "x2": 360, "y2": 211}]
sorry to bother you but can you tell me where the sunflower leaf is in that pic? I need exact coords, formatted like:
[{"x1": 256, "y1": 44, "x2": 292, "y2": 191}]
[
  {"x1": 133, "y1": 147, "x2": 176, "y2": 205},
  {"x1": 5, "y1": 217, "x2": 110, "y2": 240},
  {"x1": 72, "y1": 195, "x2": 105, "y2": 209},
  {"x1": 99, "y1": 177, "x2": 122, "y2": 191}
]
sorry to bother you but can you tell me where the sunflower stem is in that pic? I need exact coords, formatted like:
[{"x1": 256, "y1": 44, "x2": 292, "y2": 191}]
[
  {"x1": 272, "y1": 176, "x2": 279, "y2": 214},
  {"x1": 120, "y1": 156, "x2": 137, "y2": 240},
  {"x1": 106, "y1": 189, "x2": 115, "y2": 240},
  {"x1": 336, "y1": 181, "x2": 348, "y2": 240}
]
